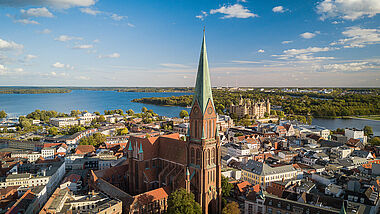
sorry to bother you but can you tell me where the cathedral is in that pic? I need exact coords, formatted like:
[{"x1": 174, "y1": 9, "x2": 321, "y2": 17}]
[
  {"x1": 229, "y1": 97, "x2": 271, "y2": 119},
  {"x1": 90, "y1": 32, "x2": 222, "y2": 214}
]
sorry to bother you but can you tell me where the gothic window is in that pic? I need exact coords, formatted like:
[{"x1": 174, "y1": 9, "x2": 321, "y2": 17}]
[
  {"x1": 191, "y1": 148, "x2": 195, "y2": 164},
  {"x1": 199, "y1": 121, "x2": 202, "y2": 138},
  {"x1": 212, "y1": 148, "x2": 215, "y2": 164},
  {"x1": 194, "y1": 120, "x2": 197, "y2": 138},
  {"x1": 205, "y1": 121, "x2": 208, "y2": 139},
  {"x1": 207, "y1": 149, "x2": 211, "y2": 166},
  {"x1": 209, "y1": 120, "x2": 212, "y2": 139},
  {"x1": 196, "y1": 149, "x2": 201, "y2": 165}
]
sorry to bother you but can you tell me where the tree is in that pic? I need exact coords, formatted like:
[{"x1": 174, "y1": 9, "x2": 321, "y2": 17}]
[
  {"x1": 179, "y1": 110, "x2": 189, "y2": 118},
  {"x1": 221, "y1": 176, "x2": 233, "y2": 197},
  {"x1": 0, "y1": 110, "x2": 7, "y2": 118},
  {"x1": 117, "y1": 128, "x2": 129, "y2": 135},
  {"x1": 97, "y1": 115, "x2": 106, "y2": 123},
  {"x1": 141, "y1": 107, "x2": 148, "y2": 113},
  {"x1": 167, "y1": 189, "x2": 201, "y2": 214},
  {"x1": 364, "y1": 126, "x2": 373, "y2": 136},
  {"x1": 264, "y1": 112, "x2": 269, "y2": 118},
  {"x1": 127, "y1": 109, "x2": 134, "y2": 115},
  {"x1": 222, "y1": 202, "x2": 240, "y2": 214},
  {"x1": 369, "y1": 137, "x2": 380, "y2": 146},
  {"x1": 48, "y1": 127, "x2": 58, "y2": 135}
]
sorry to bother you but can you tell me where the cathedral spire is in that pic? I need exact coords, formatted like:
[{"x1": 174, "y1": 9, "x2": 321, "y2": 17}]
[{"x1": 192, "y1": 30, "x2": 214, "y2": 114}]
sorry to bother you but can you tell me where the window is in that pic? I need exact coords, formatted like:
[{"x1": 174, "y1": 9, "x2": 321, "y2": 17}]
[
  {"x1": 207, "y1": 149, "x2": 210, "y2": 166},
  {"x1": 212, "y1": 148, "x2": 215, "y2": 164},
  {"x1": 191, "y1": 148, "x2": 195, "y2": 164},
  {"x1": 196, "y1": 149, "x2": 201, "y2": 165}
]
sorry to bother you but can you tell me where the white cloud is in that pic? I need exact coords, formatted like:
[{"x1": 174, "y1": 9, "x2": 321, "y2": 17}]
[
  {"x1": 160, "y1": 63, "x2": 189, "y2": 68},
  {"x1": 281, "y1": 40, "x2": 293, "y2": 44},
  {"x1": 0, "y1": 64, "x2": 6, "y2": 74},
  {"x1": 0, "y1": 38, "x2": 23, "y2": 50},
  {"x1": 52, "y1": 62, "x2": 74, "y2": 70},
  {"x1": 196, "y1": 11, "x2": 208, "y2": 20},
  {"x1": 73, "y1": 44, "x2": 93, "y2": 49},
  {"x1": 52, "y1": 62, "x2": 65, "y2": 68},
  {"x1": 25, "y1": 54, "x2": 37, "y2": 60},
  {"x1": 38, "y1": 28, "x2": 51, "y2": 34},
  {"x1": 272, "y1": 6, "x2": 286, "y2": 13},
  {"x1": 210, "y1": 4, "x2": 258, "y2": 19},
  {"x1": 80, "y1": 7, "x2": 101, "y2": 15},
  {"x1": 315, "y1": 62, "x2": 374, "y2": 72},
  {"x1": 127, "y1": 23, "x2": 135, "y2": 27},
  {"x1": 0, "y1": 0, "x2": 96, "y2": 9},
  {"x1": 317, "y1": 0, "x2": 380, "y2": 20},
  {"x1": 21, "y1": 7, "x2": 54, "y2": 18},
  {"x1": 300, "y1": 32, "x2": 317, "y2": 39},
  {"x1": 93, "y1": 39, "x2": 100, "y2": 43},
  {"x1": 55, "y1": 35, "x2": 83, "y2": 42},
  {"x1": 98, "y1": 53, "x2": 120, "y2": 59},
  {"x1": 258, "y1": 49, "x2": 265, "y2": 53},
  {"x1": 111, "y1": 13, "x2": 126, "y2": 21},
  {"x1": 15, "y1": 18, "x2": 39, "y2": 24},
  {"x1": 284, "y1": 47, "x2": 331, "y2": 55},
  {"x1": 334, "y1": 26, "x2": 380, "y2": 48},
  {"x1": 232, "y1": 60, "x2": 260, "y2": 64}
]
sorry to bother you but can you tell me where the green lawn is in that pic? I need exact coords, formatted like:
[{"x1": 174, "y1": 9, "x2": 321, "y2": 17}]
[{"x1": 353, "y1": 115, "x2": 380, "y2": 121}]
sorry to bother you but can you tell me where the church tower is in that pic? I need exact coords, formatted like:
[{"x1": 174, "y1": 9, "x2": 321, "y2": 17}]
[{"x1": 187, "y1": 30, "x2": 222, "y2": 214}]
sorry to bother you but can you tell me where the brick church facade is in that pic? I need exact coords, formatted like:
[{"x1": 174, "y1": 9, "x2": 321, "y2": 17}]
[{"x1": 90, "y1": 32, "x2": 222, "y2": 214}]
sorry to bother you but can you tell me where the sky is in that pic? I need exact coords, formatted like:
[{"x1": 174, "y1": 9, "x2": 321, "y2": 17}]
[{"x1": 0, "y1": 0, "x2": 379, "y2": 87}]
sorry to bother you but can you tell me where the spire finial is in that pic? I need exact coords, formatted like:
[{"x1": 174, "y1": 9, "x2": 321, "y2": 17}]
[{"x1": 203, "y1": 26, "x2": 205, "y2": 33}]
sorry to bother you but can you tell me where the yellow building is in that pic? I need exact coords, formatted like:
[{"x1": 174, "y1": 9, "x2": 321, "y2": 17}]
[{"x1": 241, "y1": 160, "x2": 298, "y2": 186}]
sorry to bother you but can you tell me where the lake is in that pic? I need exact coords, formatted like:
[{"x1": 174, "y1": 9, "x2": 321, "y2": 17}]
[
  {"x1": 0, "y1": 90, "x2": 191, "y2": 118},
  {"x1": 312, "y1": 118, "x2": 380, "y2": 136},
  {"x1": 1, "y1": 90, "x2": 379, "y2": 136}
]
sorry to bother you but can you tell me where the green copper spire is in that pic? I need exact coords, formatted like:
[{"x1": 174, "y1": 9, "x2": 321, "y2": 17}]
[
  {"x1": 192, "y1": 30, "x2": 214, "y2": 114},
  {"x1": 128, "y1": 140, "x2": 133, "y2": 151},
  {"x1": 138, "y1": 143, "x2": 143, "y2": 154}
]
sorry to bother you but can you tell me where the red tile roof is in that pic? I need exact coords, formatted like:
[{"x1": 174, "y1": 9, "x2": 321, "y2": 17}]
[
  {"x1": 75, "y1": 145, "x2": 95, "y2": 154},
  {"x1": 237, "y1": 181, "x2": 252, "y2": 193},
  {"x1": 63, "y1": 174, "x2": 81, "y2": 183}
]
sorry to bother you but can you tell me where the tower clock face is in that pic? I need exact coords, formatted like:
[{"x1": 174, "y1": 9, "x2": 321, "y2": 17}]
[{"x1": 207, "y1": 107, "x2": 213, "y2": 114}]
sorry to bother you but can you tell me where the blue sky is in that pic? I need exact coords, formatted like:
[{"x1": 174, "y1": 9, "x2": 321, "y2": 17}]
[{"x1": 0, "y1": 0, "x2": 379, "y2": 87}]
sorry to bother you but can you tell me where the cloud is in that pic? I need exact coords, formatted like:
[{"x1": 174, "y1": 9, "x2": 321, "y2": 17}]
[
  {"x1": 6, "y1": 14, "x2": 39, "y2": 24},
  {"x1": 0, "y1": 38, "x2": 23, "y2": 50},
  {"x1": 160, "y1": 63, "x2": 189, "y2": 68},
  {"x1": 37, "y1": 28, "x2": 51, "y2": 34},
  {"x1": 98, "y1": 53, "x2": 120, "y2": 59},
  {"x1": 316, "y1": 0, "x2": 380, "y2": 20},
  {"x1": 315, "y1": 62, "x2": 375, "y2": 72},
  {"x1": 333, "y1": 26, "x2": 380, "y2": 48},
  {"x1": 272, "y1": 6, "x2": 286, "y2": 13},
  {"x1": 284, "y1": 47, "x2": 331, "y2": 55},
  {"x1": 80, "y1": 7, "x2": 101, "y2": 15},
  {"x1": 55, "y1": 35, "x2": 83, "y2": 42},
  {"x1": 0, "y1": 64, "x2": 6, "y2": 74},
  {"x1": 73, "y1": 44, "x2": 93, "y2": 49},
  {"x1": 20, "y1": 7, "x2": 54, "y2": 18},
  {"x1": 258, "y1": 49, "x2": 265, "y2": 53},
  {"x1": 52, "y1": 62, "x2": 74, "y2": 69},
  {"x1": 0, "y1": 0, "x2": 96, "y2": 9},
  {"x1": 210, "y1": 4, "x2": 258, "y2": 19},
  {"x1": 281, "y1": 40, "x2": 293, "y2": 44},
  {"x1": 232, "y1": 60, "x2": 260, "y2": 64},
  {"x1": 300, "y1": 32, "x2": 317, "y2": 39},
  {"x1": 15, "y1": 18, "x2": 39, "y2": 24},
  {"x1": 25, "y1": 54, "x2": 37, "y2": 60},
  {"x1": 127, "y1": 23, "x2": 135, "y2": 27},
  {"x1": 111, "y1": 13, "x2": 126, "y2": 21},
  {"x1": 196, "y1": 11, "x2": 208, "y2": 20}
]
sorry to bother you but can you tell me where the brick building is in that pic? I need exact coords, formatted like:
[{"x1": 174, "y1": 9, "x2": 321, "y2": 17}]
[{"x1": 90, "y1": 31, "x2": 222, "y2": 214}]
